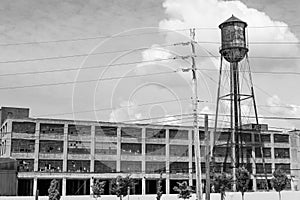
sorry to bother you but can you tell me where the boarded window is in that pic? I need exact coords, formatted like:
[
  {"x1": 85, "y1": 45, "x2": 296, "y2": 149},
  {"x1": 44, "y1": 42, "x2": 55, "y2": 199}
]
[
  {"x1": 146, "y1": 128, "x2": 166, "y2": 139},
  {"x1": 12, "y1": 122, "x2": 35, "y2": 134},
  {"x1": 12, "y1": 139, "x2": 35, "y2": 153},
  {"x1": 95, "y1": 161, "x2": 116, "y2": 173},
  {"x1": 95, "y1": 126, "x2": 117, "y2": 137},
  {"x1": 39, "y1": 140, "x2": 63, "y2": 153},
  {"x1": 146, "y1": 144, "x2": 165, "y2": 156}
]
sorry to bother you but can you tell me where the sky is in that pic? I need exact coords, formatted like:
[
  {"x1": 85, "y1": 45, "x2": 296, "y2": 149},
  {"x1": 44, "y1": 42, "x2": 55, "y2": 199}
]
[{"x1": 0, "y1": 0, "x2": 300, "y2": 130}]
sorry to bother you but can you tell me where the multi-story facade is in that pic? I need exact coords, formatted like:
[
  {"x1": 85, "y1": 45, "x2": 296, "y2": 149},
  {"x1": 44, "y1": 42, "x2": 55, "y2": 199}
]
[{"x1": 0, "y1": 107, "x2": 300, "y2": 196}]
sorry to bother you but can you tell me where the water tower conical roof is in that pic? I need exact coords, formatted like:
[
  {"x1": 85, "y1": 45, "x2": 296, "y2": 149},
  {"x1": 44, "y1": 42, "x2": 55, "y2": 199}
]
[{"x1": 219, "y1": 15, "x2": 247, "y2": 28}]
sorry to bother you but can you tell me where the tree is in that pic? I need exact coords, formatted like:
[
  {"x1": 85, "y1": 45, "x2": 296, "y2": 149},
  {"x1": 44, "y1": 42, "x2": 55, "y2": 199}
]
[
  {"x1": 212, "y1": 172, "x2": 232, "y2": 200},
  {"x1": 156, "y1": 173, "x2": 163, "y2": 200},
  {"x1": 236, "y1": 167, "x2": 251, "y2": 200},
  {"x1": 91, "y1": 179, "x2": 106, "y2": 200},
  {"x1": 48, "y1": 179, "x2": 61, "y2": 200},
  {"x1": 111, "y1": 175, "x2": 135, "y2": 200},
  {"x1": 173, "y1": 181, "x2": 193, "y2": 200},
  {"x1": 271, "y1": 168, "x2": 289, "y2": 200}
]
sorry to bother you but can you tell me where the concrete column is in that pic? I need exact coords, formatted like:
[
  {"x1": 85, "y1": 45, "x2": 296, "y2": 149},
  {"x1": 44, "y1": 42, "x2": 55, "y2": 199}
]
[
  {"x1": 142, "y1": 127, "x2": 146, "y2": 195},
  {"x1": 62, "y1": 178, "x2": 67, "y2": 196},
  {"x1": 188, "y1": 130, "x2": 193, "y2": 186},
  {"x1": 33, "y1": 177, "x2": 38, "y2": 196},
  {"x1": 63, "y1": 124, "x2": 68, "y2": 172},
  {"x1": 117, "y1": 127, "x2": 121, "y2": 172},
  {"x1": 91, "y1": 125, "x2": 95, "y2": 172},
  {"x1": 5, "y1": 120, "x2": 12, "y2": 157},
  {"x1": 34, "y1": 122, "x2": 40, "y2": 171},
  {"x1": 166, "y1": 129, "x2": 170, "y2": 194},
  {"x1": 251, "y1": 132, "x2": 257, "y2": 191},
  {"x1": 90, "y1": 178, "x2": 94, "y2": 196}
]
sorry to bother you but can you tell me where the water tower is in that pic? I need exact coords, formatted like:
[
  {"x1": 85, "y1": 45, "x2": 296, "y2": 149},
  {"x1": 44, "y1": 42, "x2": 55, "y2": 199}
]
[{"x1": 213, "y1": 15, "x2": 260, "y2": 174}]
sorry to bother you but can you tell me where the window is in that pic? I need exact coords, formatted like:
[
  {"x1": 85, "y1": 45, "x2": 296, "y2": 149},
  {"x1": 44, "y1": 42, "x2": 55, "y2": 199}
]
[
  {"x1": 170, "y1": 162, "x2": 188, "y2": 173},
  {"x1": 121, "y1": 161, "x2": 141, "y2": 173},
  {"x1": 274, "y1": 148, "x2": 290, "y2": 159},
  {"x1": 170, "y1": 145, "x2": 188, "y2": 157},
  {"x1": 38, "y1": 160, "x2": 63, "y2": 172},
  {"x1": 68, "y1": 141, "x2": 90, "y2": 154},
  {"x1": 217, "y1": 132, "x2": 230, "y2": 141},
  {"x1": 17, "y1": 159, "x2": 34, "y2": 172},
  {"x1": 121, "y1": 143, "x2": 141, "y2": 155},
  {"x1": 275, "y1": 163, "x2": 290, "y2": 174},
  {"x1": 274, "y1": 134, "x2": 289, "y2": 143},
  {"x1": 95, "y1": 161, "x2": 116, "y2": 173},
  {"x1": 213, "y1": 163, "x2": 232, "y2": 173},
  {"x1": 12, "y1": 122, "x2": 35, "y2": 134},
  {"x1": 95, "y1": 126, "x2": 117, "y2": 137},
  {"x1": 68, "y1": 125, "x2": 91, "y2": 136},
  {"x1": 12, "y1": 139, "x2": 35, "y2": 153},
  {"x1": 146, "y1": 162, "x2": 166, "y2": 173},
  {"x1": 169, "y1": 129, "x2": 188, "y2": 140},
  {"x1": 95, "y1": 142, "x2": 117, "y2": 155},
  {"x1": 39, "y1": 140, "x2": 63, "y2": 153},
  {"x1": 241, "y1": 133, "x2": 252, "y2": 142},
  {"x1": 146, "y1": 144, "x2": 165, "y2": 156},
  {"x1": 40, "y1": 123, "x2": 64, "y2": 134},
  {"x1": 121, "y1": 127, "x2": 142, "y2": 138},
  {"x1": 214, "y1": 147, "x2": 231, "y2": 157},
  {"x1": 256, "y1": 163, "x2": 272, "y2": 174},
  {"x1": 254, "y1": 134, "x2": 271, "y2": 143},
  {"x1": 192, "y1": 162, "x2": 206, "y2": 173},
  {"x1": 255, "y1": 147, "x2": 271, "y2": 158},
  {"x1": 67, "y1": 160, "x2": 90, "y2": 172},
  {"x1": 146, "y1": 128, "x2": 165, "y2": 139}
]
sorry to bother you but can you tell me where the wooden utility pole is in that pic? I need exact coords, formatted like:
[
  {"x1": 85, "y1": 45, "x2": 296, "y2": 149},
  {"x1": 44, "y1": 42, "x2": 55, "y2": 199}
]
[
  {"x1": 204, "y1": 114, "x2": 210, "y2": 200},
  {"x1": 190, "y1": 28, "x2": 203, "y2": 200}
]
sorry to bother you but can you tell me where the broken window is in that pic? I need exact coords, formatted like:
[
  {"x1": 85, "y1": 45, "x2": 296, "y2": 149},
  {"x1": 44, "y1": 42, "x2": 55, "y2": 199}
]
[
  {"x1": 95, "y1": 142, "x2": 117, "y2": 155},
  {"x1": 145, "y1": 161, "x2": 166, "y2": 173},
  {"x1": 121, "y1": 143, "x2": 141, "y2": 155},
  {"x1": 12, "y1": 122, "x2": 35, "y2": 134},
  {"x1": 121, "y1": 127, "x2": 142, "y2": 138},
  {"x1": 275, "y1": 163, "x2": 290, "y2": 174},
  {"x1": 146, "y1": 144, "x2": 165, "y2": 156},
  {"x1": 12, "y1": 139, "x2": 35, "y2": 153},
  {"x1": 17, "y1": 159, "x2": 34, "y2": 172},
  {"x1": 40, "y1": 123, "x2": 64, "y2": 134},
  {"x1": 39, "y1": 140, "x2": 63, "y2": 153},
  {"x1": 274, "y1": 148, "x2": 290, "y2": 158},
  {"x1": 38, "y1": 160, "x2": 63, "y2": 172},
  {"x1": 94, "y1": 161, "x2": 116, "y2": 173},
  {"x1": 95, "y1": 126, "x2": 117, "y2": 137},
  {"x1": 68, "y1": 141, "x2": 90, "y2": 154},
  {"x1": 274, "y1": 134, "x2": 289, "y2": 143},
  {"x1": 255, "y1": 147, "x2": 272, "y2": 158},
  {"x1": 170, "y1": 129, "x2": 188, "y2": 140},
  {"x1": 146, "y1": 128, "x2": 166, "y2": 139},
  {"x1": 68, "y1": 124, "x2": 91, "y2": 136},
  {"x1": 256, "y1": 163, "x2": 272, "y2": 174},
  {"x1": 67, "y1": 160, "x2": 90, "y2": 172},
  {"x1": 121, "y1": 161, "x2": 141, "y2": 173},
  {"x1": 170, "y1": 162, "x2": 189, "y2": 173},
  {"x1": 170, "y1": 145, "x2": 188, "y2": 157}
]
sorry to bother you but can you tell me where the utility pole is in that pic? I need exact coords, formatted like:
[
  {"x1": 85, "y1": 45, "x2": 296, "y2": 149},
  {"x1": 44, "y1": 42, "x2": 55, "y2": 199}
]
[
  {"x1": 190, "y1": 28, "x2": 203, "y2": 200},
  {"x1": 204, "y1": 114, "x2": 210, "y2": 200}
]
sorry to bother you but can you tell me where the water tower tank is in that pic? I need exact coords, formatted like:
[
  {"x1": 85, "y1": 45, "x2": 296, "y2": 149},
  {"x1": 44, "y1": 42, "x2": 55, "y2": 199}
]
[{"x1": 219, "y1": 15, "x2": 248, "y2": 63}]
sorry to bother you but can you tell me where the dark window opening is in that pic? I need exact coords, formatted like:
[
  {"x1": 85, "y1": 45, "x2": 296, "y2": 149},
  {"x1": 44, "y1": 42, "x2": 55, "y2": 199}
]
[
  {"x1": 38, "y1": 160, "x2": 63, "y2": 172},
  {"x1": 274, "y1": 148, "x2": 290, "y2": 158},
  {"x1": 66, "y1": 179, "x2": 90, "y2": 195},
  {"x1": 121, "y1": 127, "x2": 142, "y2": 138},
  {"x1": 256, "y1": 163, "x2": 272, "y2": 174},
  {"x1": 95, "y1": 161, "x2": 116, "y2": 173},
  {"x1": 146, "y1": 179, "x2": 166, "y2": 194},
  {"x1": 120, "y1": 161, "x2": 141, "y2": 173},
  {"x1": 12, "y1": 139, "x2": 35, "y2": 153},
  {"x1": 255, "y1": 147, "x2": 272, "y2": 158},
  {"x1": 68, "y1": 124, "x2": 91, "y2": 136},
  {"x1": 170, "y1": 180, "x2": 189, "y2": 194},
  {"x1": 18, "y1": 179, "x2": 33, "y2": 196},
  {"x1": 146, "y1": 144, "x2": 165, "y2": 156},
  {"x1": 275, "y1": 163, "x2": 290, "y2": 174},
  {"x1": 170, "y1": 162, "x2": 189, "y2": 174},
  {"x1": 145, "y1": 161, "x2": 166, "y2": 173},
  {"x1": 39, "y1": 140, "x2": 63, "y2": 153},
  {"x1": 67, "y1": 160, "x2": 90, "y2": 172},
  {"x1": 17, "y1": 159, "x2": 34, "y2": 172},
  {"x1": 274, "y1": 134, "x2": 289, "y2": 143},
  {"x1": 40, "y1": 123, "x2": 64, "y2": 134},
  {"x1": 12, "y1": 122, "x2": 35, "y2": 134},
  {"x1": 121, "y1": 143, "x2": 141, "y2": 155},
  {"x1": 170, "y1": 129, "x2": 189, "y2": 140},
  {"x1": 37, "y1": 179, "x2": 62, "y2": 196},
  {"x1": 192, "y1": 162, "x2": 206, "y2": 174},
  {"x1": 95, "y1": 126, "x2": 117, "y2": 137},
  {"x1": 254, "y1": 134, "x2": 271, "y2": 143},
  {"x1": 68, "y1": 141, "x2": 90, "y2": 154},
  {"x1": 146, "y1": 128, "x2": 166, "y2": 139}
]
